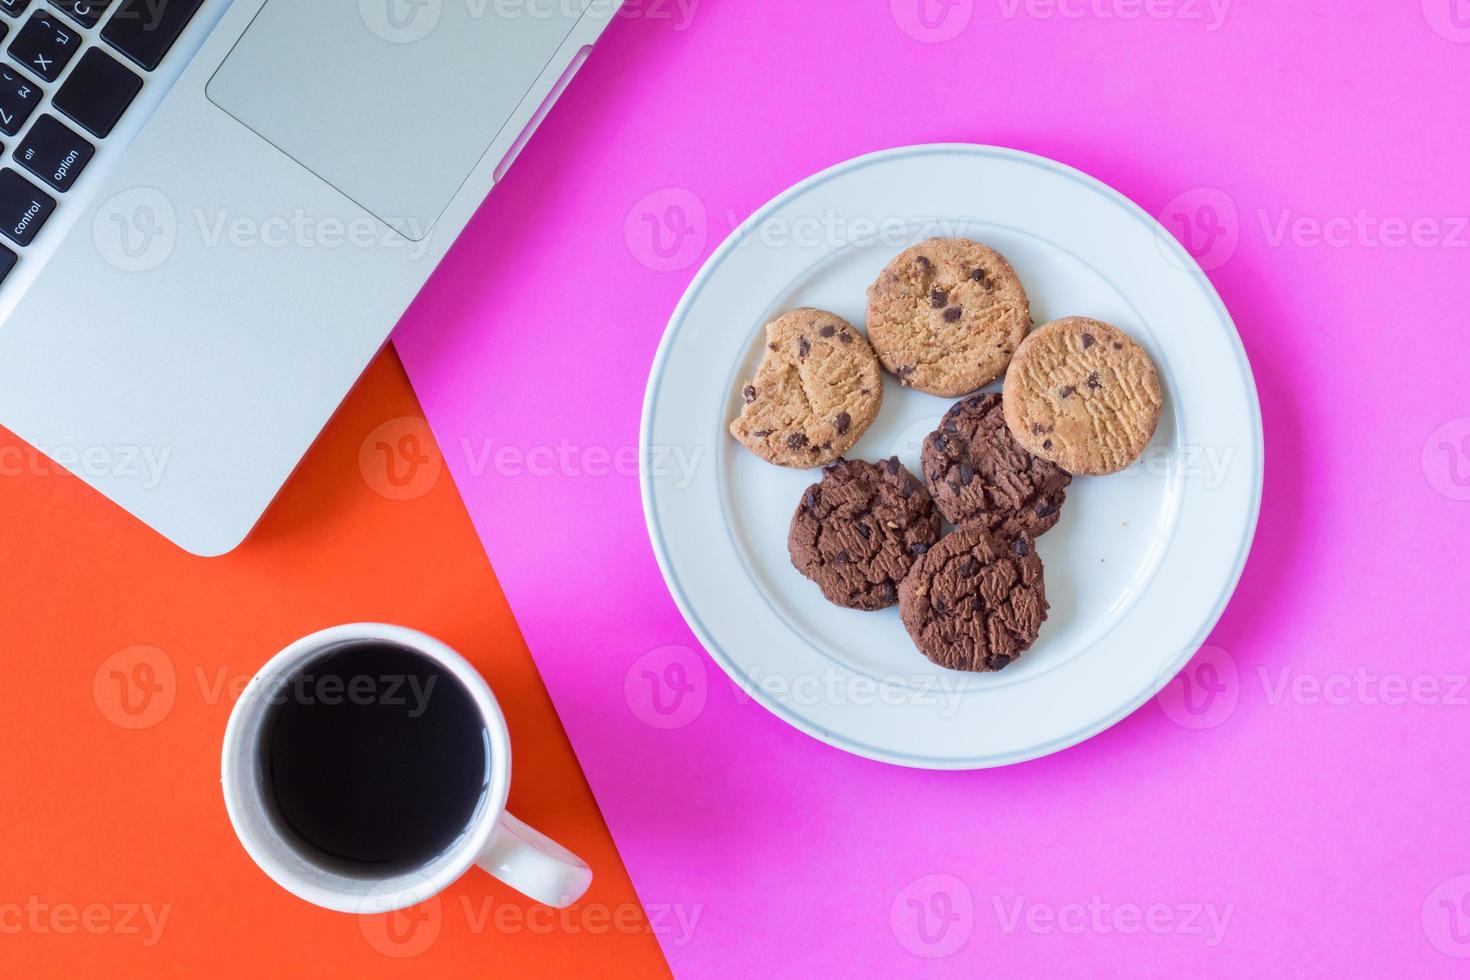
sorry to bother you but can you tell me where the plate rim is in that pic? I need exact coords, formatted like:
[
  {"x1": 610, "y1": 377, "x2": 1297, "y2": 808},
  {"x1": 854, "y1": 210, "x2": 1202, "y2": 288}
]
[{"x1": 639, "y1": 142, "x2": 1264, "y2": 769}]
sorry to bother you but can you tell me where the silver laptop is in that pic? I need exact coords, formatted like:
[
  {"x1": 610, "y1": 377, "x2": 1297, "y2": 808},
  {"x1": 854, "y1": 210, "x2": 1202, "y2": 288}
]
[{"x1": 0, "y1": 0, "x2": 621, "y2": 554}]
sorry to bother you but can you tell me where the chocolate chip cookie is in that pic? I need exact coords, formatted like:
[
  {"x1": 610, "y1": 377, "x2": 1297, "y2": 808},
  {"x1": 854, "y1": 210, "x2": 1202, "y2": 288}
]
[
  {"x1": 897, "y1": 525, "x2": 1048, "y2": 672},
  {"x1": 1002, "y1": 317, "x2": 1162, "y2": 475},
  {"x1": 866, "y1": 238, "x2": 1031, "y2": 397},
  {"x1": 788, "y1": 457, "x2": 942, "y2": 611},
  {"x1": 730, "y1": 308, "x2": 883, "y2": 468},
  {"x1": 921, "y1": 393, "x2": 1071, "y2": 536}
]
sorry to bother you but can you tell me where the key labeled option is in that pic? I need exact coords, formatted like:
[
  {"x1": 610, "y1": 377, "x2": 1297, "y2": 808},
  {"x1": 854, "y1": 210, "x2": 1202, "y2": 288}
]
[
  {"x1": 0, "y1": 62, "x2": 37, "y2": 135},
  {"x1": 0, "y1": 167, "x2": 54, "y2": 245},
  {"x1": 9, "y1": 9, "x2": 78, "y2": 81},
  {"x1": 17, "y1": 114, "x2": 92, "y2": 191}
]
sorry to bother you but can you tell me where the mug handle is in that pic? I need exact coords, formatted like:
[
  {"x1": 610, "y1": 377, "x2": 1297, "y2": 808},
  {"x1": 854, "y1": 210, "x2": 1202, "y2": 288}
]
[{"x1": 476, "y1": 811, "x2": 592, "y2": 908}]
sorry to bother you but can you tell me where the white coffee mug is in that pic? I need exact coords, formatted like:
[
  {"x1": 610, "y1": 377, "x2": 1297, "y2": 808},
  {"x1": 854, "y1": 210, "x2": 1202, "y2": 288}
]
[{"x1": 221, "y1": 623, "x2": 592, "y2": 913}]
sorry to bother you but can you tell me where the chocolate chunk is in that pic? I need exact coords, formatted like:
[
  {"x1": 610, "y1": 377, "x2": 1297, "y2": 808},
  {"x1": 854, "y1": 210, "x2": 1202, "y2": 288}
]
[
  {"x1": 840, "y1": 332, "x2": 853, "y2": 344},
  {"x1": 886, "y1": 457, "x2": 901, "y2": 475},
  {"x1": 1035, "y1": 502, "x2": 1057, "y2": 518},
  {"x1": 943, "y1": 306, "x2": 962, "y2": 323},
  {"x1": 787, "y1": 433, "x2": 808, "y2": 449},
  {"x1": 820, "y1": 324, "x2": 836, "y2": 338},
  {"x1": 857, "y1": 523, "x2": 871, "y2": 539},
  {"x1": 1086, "y1": 372, "x2": 1101, "y2": 389},
  {"x1": 930, "y1": 289, "x2": 948, "y2": 308},
  {"x1": 943, "y1": 419, "x2": 958, "y2": 434},
  {"x1": 1042, "y1": 439, "x2": 1053, "y2": 451},
  {"x1": 743, "y1": 384, "x2": 756, "y2": 404},
  {"x1": 1031, "y1": 423, "x2": 1044, "y2": 435},
  {"x1": 969, "y1": 267, "x2": 990, "y2": 286},
  {"x1": 915, "y1": 255, "x2": 932, "y2": 270},
  {"x1": 910, "y1": 542, "x2": 929, "y2": 556},
  {"x1": 958, "y1": 462, "x2": 974, "y2": 486},
  {"x1": 835, "y1": 550, "x2": 850, "y2": 564},
  {"x1": 1081, "y1": 333, "x2": 1095, "y2": 349},
  {"x1": 834, "y1": 412, "x2": 851, "y2": 435},
  {"x1": 798, "y1": 337, "x2": 811, "y2": 358},
  {"x1": 1011, "y1": 537, "x2": 1030, "y2": 556},
  {"x1": 1058, "y1": 385, "x2": 1075, "y2": 399}
]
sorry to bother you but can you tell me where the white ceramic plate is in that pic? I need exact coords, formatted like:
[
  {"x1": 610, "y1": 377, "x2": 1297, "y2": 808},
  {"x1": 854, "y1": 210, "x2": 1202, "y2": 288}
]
[{"x1": 640, "y1": 145, "x2": 1262, "y2": 769}]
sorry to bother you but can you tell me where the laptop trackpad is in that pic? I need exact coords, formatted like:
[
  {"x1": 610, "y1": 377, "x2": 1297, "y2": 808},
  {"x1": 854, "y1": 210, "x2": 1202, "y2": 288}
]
[{"x1": 206, "y1": 0, "x2": 586, "y2": 241}]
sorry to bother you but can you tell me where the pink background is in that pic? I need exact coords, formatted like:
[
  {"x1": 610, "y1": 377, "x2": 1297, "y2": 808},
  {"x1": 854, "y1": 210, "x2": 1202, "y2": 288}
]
[{"x1": 393, "y1": 1, "x2": 1470, "y2": 974}]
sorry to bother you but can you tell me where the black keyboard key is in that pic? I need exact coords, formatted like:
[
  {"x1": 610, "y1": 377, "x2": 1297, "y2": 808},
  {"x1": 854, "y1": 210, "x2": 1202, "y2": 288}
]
[
  {"x1": 0, "y1": 243, "x2": 15, "y2": 283},
  {"x1": 48, "y1": 0, "x2": 111, "y2": 28},
  {"x1": 16, "y1": 114, "x2": 92, "y2": 191},
  {"x1": 102, "y1": 0, "x2": 202, "y2": 71},
  {"x1": 8, "y1": 11, "x2": 78, "y2": 81},
  {"x1": 0, "y1": 0, "x2": 28, "y2": 18},
  {"x1": 0, "y1": 63, "x2": 39, "y2": 135},
  {"x1": 53, "y1": 48, "x2": 138, "y2": 137},
  {"x1": 0, "y1": 168, "x2": 53, "y2": 245}
]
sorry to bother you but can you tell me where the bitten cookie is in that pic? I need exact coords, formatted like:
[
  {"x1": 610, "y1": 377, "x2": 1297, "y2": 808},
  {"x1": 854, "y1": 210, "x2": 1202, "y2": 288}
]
[
  {"x1": 866, "y1": 238, "x2": 1031, "y2": 397},
  {"x1": 788, "y1": 457, "x2": 942, "y2": 611},
  {"x1": 730, "y1": 309, "x2": 883, "y2": 468},
  {"x1": 898, "y1": 525, "x2": 1048, "y2": 673},
  {"x1": 921, "y1": 393, "x2": 1072, "y2": 537},
  {"x1": 1002, "y1": 317, "x2": 1162, "y2": 475}
]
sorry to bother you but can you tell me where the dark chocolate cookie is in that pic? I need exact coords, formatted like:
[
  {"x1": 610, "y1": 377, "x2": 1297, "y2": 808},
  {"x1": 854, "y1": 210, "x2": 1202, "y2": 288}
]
[
  {"x1": 788, "y1": 457, "x2": 942, "y2": 611},
  {"x1": 897, "y1": 524, "x2": 1048, "y2": 672},
  {"x1": 921, "y1": 393, "x2": 1071, "y2": 536}
]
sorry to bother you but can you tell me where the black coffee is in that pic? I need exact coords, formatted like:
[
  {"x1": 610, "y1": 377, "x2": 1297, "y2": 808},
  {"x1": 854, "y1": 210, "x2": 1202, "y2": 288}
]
[{"x1": 258, "y1": 644, "x2": 489, "y2": 876}]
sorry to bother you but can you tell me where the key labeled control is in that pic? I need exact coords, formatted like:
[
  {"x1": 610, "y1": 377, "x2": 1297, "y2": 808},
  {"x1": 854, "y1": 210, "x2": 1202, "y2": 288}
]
[
  {"x1": 17, "y1": 114, "x2": 92, "y2": 191},
  {"x1": 9, "y1": 10, "x2": 78, "y2": 81},
  {"x1": 0, "y1": 166, "x2": 54, "y2": 245},
  {"x1": 0, "y1": 62, "x2": 37, "y2": 135}
]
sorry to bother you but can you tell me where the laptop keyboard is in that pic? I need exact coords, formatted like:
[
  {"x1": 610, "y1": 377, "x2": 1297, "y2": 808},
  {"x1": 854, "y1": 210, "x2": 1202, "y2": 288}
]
[{"x1": 0, "y1": 0, "x2": 205, "y2": 282}]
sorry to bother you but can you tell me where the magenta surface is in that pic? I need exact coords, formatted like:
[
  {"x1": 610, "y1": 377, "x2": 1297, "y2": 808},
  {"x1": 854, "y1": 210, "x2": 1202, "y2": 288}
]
[{"x1": 392, "y1": 2, "x2": 1470, "y2": 974}]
